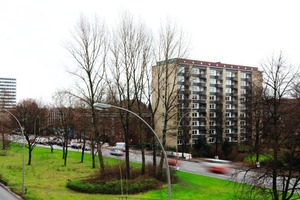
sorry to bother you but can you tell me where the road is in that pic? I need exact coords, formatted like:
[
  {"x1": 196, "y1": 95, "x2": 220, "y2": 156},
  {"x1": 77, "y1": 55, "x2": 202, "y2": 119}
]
[
  {"x1": 100, "y1": 147, "x2": 235, "y2": 181},
  {"x1": 0, "y1": 183, "x2": 21, "y2": 200}
]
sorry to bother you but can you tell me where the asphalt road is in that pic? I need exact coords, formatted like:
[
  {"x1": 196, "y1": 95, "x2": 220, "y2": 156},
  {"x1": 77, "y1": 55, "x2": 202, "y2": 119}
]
[{"x1": 0, "y1": 183, "x2": 21, "y2": 200}]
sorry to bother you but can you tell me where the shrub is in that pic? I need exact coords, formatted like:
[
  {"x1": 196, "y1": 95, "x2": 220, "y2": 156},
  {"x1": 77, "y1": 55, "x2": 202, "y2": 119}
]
[
  {"x1": 66, "y1": 177, "x2": 161, "y2": 194},
  {"x1": 67, "y1": 162, "x2": 176, "y2": 194}
]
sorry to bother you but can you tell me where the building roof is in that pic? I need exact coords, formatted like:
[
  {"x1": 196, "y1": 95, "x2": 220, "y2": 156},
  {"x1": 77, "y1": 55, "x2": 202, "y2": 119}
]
[{"x1": 156, "y1": 58, "x2": 259, "y2": 72}]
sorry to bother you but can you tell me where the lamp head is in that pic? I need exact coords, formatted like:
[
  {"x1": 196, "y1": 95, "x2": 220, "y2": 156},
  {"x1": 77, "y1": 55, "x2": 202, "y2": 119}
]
[{"x1": 93, "y1": 103, "x2": 112, "y2": 110}]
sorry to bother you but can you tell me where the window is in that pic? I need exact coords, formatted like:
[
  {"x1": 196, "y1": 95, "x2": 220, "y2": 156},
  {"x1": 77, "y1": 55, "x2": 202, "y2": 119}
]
[
  {"x1": 226, "y1": 112, "x2": 231, "y2": 117},
  {"x1": 226, "y1": 88, "x2": 232, "y2": 93},
  {"x1": 210, "y1": 120, "x2": 216, "y2": 126},
  {"x1": 209, "y1": 104, "x2": 216, "y2": 109},
  {"x1": 178, "y1": 130, "x2": 183, "y2": 136},
  {"x1": 210, "y1": 70, "x2": 216, "y2": 76},
  {"x1": 192, "y1": 112, "x2": 199, "y2": 118},
  {"x1": 226, "y1": 120, "x2": 231, "y2": 126},
  {"x1": 209, "y1": 95, "x2": 216, "y2": 101},
  {"x1": 210, "y1": 79, "x2": 216, "y2": 84},
  {"x1": 192, "y1": 139, "x2": 197, "y2": 145},
  {"x1": 177, "y1": 84, "x2": 184, "y2": 91},
  {"x1": 241, "y1": 81, "x2": 247, "y2": 86},
  {"x1": 226, "y1": 104, "x2": 232, "y2": 109},
  {"x1": 225, "y1": 129, "x2": 231, "y2": 133},
  {"x1": 178, "y1": 103, "x2": 184, "y2": 109},
  {"x1": 177, "y1": 140, "x2": 182, "y2": 145},
  {"x1": 192, "y1": 94, "x2": 199, "y2": 100},
  {"x1": 226, "y1": 80, "x2": 232, "y2": 85},
  {"x1": 240, "y1": 120, "x2": 246, "y2": 125},
  {"x1": 192, "y1": 129, "x2": 199, "y2": 135},
  {"x1": 210, "y1": 129, "x2": 216, "y2": 134},
  {"x1": 240, "y1": 112, "x2": 246, "y2": 117},
  {"x1": 241, "y1": 105, "x2": 246, "y2": 110},
  {"x1": 192, "y1": 77, "x2": 200, "y2": 83},
  {"x1": 193, "y1": 86, "x2": 200, "y2": 91},
  {"x1": 210, "y1": 87, "x2": 216, "y2": 92},
  {"x1": 226, "y1": 71, "x2": 232, "y2": 77},
  {"x1": 178, "y1": 76, "x2": 184, "y2": 82},
  {"x1": 192, "y1": 121, "x2": 199, "y2": 126},
  {"x1": 241, "y1": 89, "x2": 246, "y2": 94},
  {"x1": 240, "y1": 96, "x2": 246, "y2": 102},
  {"x1": 178, "y1": 94, "x2": 184, "y2": 99},
  {"x1": 178, "y1": 66, "x2": 185, "y2": 73},
  {"x1": 241, "y1": 73, "x2": 246, "y2": 78},
  {"x1": 225, "y1": 96, "x2": 231, "y2": 101},
  {"x1": 208, "y1": 137, "x2": 215, "y2": 143},
  {"x1": 192, "y1": 68, "x2": 200, "y2": 74},
  {"x1": 210, "y1": 112, "x2": 216, "y2": 117},
  {"x1": 192, "y1": 103, "x2": 199, "y2": 109}
]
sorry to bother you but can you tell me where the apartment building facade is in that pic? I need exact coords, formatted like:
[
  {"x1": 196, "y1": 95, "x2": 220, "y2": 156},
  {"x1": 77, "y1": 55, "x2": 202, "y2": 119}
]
[
  {"x1": 0, "y1": 77, "x2": 17, "y2": 108},
  {"x1": 152, "y1": 58, "x2": 262, "y2": 149}
]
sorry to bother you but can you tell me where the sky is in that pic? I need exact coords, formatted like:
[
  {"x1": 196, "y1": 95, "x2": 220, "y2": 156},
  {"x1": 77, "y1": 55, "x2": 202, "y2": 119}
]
[{"x1": 1, "y1": 0, "x2": 299, "y2": 104}]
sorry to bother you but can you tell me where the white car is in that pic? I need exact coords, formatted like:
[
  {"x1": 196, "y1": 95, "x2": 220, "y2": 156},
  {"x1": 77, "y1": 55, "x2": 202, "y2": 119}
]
[{"x1": 110, "y1": 149, "x2": 124, "y2": 156}]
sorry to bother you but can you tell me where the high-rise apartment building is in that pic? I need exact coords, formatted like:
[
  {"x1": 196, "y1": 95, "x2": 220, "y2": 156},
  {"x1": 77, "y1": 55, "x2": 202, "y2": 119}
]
[
  {"x1": 152, "y1": 58, "x2": 262, "y2": 149},
  {"x1": 0, "y1": 77, "x2": 17, "y2": 108}
]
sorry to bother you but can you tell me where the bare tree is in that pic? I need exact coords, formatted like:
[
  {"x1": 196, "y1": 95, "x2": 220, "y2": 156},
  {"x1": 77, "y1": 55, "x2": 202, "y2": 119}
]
[
  {"x1": 51, "y1": 91, "x2": 79, "y2": 166},
  {"x1": 106, "y1": 11, "x2": 152, "y2": 179},
  {"x1": 152, "y1": 19, "x2": 190, "y2": 172},
  {"x1": 243, "y1": 78, "x2": 264, "y2": 166},
  {"x1": 235, "y1": 52, "x2": 300, "y2": 200},
  {"x1": 64, "y1": 14, "x2": 108, "y2": 170},
  {"x1": 13, "y1": 99, "x2": 46, "y2": 165}
]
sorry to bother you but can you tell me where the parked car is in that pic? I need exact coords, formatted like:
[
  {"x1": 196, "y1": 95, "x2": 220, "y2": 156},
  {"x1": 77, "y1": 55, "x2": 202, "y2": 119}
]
[
  {"x1": 83, "y1": 145, "x2": 91, "y2": 151},
  {"x1": 112, "y1": 142, "x2": 126, "y2": 152},
  {"x1": 70, "y1": 142, "x2": 82, "y2": 149},
  {"x1": 110, "y1": 149, "x2": 124, "y2": 156}
]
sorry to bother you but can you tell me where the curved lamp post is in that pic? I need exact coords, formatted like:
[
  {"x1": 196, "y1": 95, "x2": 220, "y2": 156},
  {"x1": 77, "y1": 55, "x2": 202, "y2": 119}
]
[
  {"x1": 93, "y1": 103, "x2": 171, "y2": 200},
  {"x1": 0, "y1": 109, "x2": 25, "y2": 196}
]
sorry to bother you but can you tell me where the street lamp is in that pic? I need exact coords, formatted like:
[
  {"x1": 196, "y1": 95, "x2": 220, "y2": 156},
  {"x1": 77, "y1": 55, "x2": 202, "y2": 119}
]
[
  {"x1": 0, "y1": 109, "x2": 25, "y2": 196},
  {"x1": 93, "y1": 102, "x2": 172, "y2": 200}
]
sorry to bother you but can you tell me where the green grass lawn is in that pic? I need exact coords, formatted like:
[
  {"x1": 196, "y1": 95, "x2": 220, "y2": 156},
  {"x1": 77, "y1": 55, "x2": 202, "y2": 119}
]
[{"x1": 0, "y1": 143, "x2": 258, "y2": 200}]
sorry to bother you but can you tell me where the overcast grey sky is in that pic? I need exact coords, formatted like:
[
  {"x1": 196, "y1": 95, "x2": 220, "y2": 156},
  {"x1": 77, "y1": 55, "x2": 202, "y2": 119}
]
[{"x1": 1, "y1": 0, "x2": 299, "y2": 103}]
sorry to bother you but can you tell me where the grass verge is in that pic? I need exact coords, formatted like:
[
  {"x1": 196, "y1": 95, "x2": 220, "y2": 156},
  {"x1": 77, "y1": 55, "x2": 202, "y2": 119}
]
[{"x1": 0, "y1": 143, "x2": 263, "y2": 199}]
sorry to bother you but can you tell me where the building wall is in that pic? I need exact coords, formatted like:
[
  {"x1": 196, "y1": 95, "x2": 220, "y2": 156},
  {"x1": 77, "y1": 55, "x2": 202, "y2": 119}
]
[
  {"x1": 152, "y1": 58, "x2": 262, "y2": 149},
  {"x1": 0, "y1": 77, "x2": 17, "y2": 108}
]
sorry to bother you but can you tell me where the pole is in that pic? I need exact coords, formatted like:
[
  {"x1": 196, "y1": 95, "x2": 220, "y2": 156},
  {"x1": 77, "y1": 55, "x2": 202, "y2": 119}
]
[
  {"x1": 0, "y1": 109, "x2": 25, "y2": 196},
  {"x1": 94, "y1": 103, "x2": 172, "y2": 200}
]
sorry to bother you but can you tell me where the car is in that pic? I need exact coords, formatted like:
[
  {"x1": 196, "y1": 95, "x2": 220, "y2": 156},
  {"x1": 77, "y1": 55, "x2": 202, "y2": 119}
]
[
  {"x1": 168, "y1": 159, "x2": 180, "y2": 170},
  {"x1": 207, "y1": 165, "x2": 230, "y2": 174},
  {"x1": 168, "y1": 159, "x2": 179, "y2": 166},
  {"x1": 202, "y1": 158, "x2": 231, "y2": 174},
  {"x1": 110, "y1": 149, "x2": 124, "y2": 156},
  {"x1": 83, "y1": 145, "x2": 91, "y2": 151},
  {"x1": 112, "y1": 142, "x2": 125, "y2": 151},
  {"x1": 70, "y1": 142, "x2": 82, "y2": 149}
]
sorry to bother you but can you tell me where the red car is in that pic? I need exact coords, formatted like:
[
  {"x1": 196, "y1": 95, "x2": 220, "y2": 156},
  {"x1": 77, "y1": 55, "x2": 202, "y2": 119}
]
[
  {"x1": 168, "y1": 159, "x2": 180, "y2": 167},
  {"x1": 207, "y1": 165, "x2": 229, "y2": 174}
]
